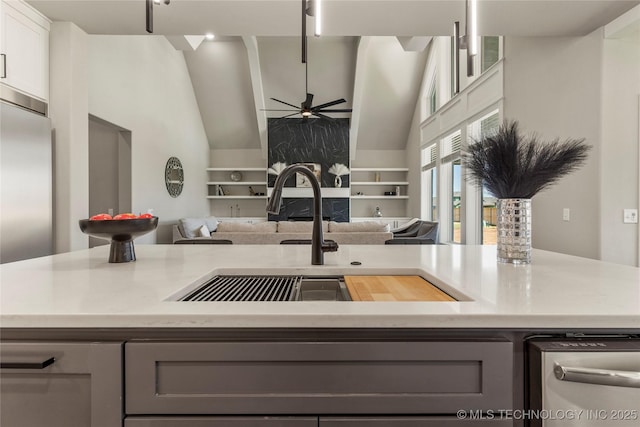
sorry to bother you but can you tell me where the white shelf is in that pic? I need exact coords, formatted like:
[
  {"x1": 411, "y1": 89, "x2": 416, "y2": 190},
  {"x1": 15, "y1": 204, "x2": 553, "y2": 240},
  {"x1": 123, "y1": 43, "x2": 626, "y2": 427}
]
[
  {"x1": 207, "y1": 196, "x2": 267, "y2": 200},
  {"x1": 207, "y1": 181, "x2": 267, "y2": 186},
  {"x1": 351, "y1": 181, "x2": 409, "y2": 186},
  {"x1": 266, "y1": 187, "x2": 350, "y2": 198},
  {"x1": 207, "y1": 167, "x2": 266, "y2": 172},
  {"x1": 351, "y1": 195, "x2": 409, "y2": 200},
  {"x1": 350, "y1": 168, "x2": 409, "y2": 172}
]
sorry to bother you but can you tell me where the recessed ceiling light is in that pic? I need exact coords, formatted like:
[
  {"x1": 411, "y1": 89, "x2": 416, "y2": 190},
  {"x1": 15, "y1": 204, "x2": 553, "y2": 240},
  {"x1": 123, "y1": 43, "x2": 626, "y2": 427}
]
[{"x1": 205, "y1": 33, "x2": 215, "y2": 40}]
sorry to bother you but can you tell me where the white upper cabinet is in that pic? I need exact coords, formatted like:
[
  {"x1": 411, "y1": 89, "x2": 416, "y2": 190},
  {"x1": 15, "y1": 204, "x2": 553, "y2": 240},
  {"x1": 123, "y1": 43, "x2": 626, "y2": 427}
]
[{"x1": 0, "y1": 0, "x2": 50, "y2": 101}]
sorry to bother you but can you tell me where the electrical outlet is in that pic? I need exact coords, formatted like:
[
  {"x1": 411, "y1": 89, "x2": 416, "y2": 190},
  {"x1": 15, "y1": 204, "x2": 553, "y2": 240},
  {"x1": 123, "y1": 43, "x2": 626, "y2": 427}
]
[
  {"x1": 623, "y1": 209, "x2": 638, "y2": 224},
  {"x1": 562, "y1": 208, "x2": 570, "y2": 221}
]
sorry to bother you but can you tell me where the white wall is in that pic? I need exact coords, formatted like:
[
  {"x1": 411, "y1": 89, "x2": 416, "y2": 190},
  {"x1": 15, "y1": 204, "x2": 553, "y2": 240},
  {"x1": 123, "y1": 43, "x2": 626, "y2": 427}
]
[
  {"x1": 209, "y1": 149, "x2": 265, "y2": 167},
  {"x1": 87, "y1": 36, "x2": 210, "y2": 243},
  {"x1": 49, "y1": 22, "x2": 89, "y2": 253},
  {"x1": 503, "y1": 31, "x2": 603, "y2": 260},
  {"x1": 88, "y1": 117, "x2": 120, "y2": 247},
  {"x1": 351, "y1": 149, "x2": 407, "y2": 168},
  {"x1": 600, "y1": 30, "x2": 640, "y2": 266}
]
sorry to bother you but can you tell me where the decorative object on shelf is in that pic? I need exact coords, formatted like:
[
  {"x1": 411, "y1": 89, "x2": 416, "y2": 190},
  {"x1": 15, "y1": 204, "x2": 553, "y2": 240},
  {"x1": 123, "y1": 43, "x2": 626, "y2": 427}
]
[
  {"x1": 268, "y1": 162, "x2": 288, "y2": 176},
  {"x1": 79, "y1": 216, "x2": 158, "y2": 263},
  {"x1": 384, "y1": 191, "x2": 397, "y2": 196},
  {"x1": 328, "y1": 163, "x2": 350, "y2": 188},
  {"x1": 395, "y1": 185, "x2": 401, "y2": 196},
  {"x1": 165, "y1": 157, "x2": 184, "y2": 198},
  {"x1": 217, "y1": 185, "x2": 226, "y2": 196},
  {"x1": 229, "y1": 170, "x2": 243, "y2": 182},
  {"x1": 374, "y1": 172, "x2": 381, "y2": 182},
  {"x1": 296, "y1": 163, "x2": 321, "y2": 188},
  {"x1": 462, "y1": 120, "x2": 590, "y2": 264},
  {"x1": 373, "y1": 206, "x2": 383, "y2": 218}
]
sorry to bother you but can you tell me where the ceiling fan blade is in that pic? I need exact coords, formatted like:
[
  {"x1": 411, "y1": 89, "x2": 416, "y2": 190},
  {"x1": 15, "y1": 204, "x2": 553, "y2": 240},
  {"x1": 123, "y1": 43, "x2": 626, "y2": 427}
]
[
  {"x1": 303, "y1": 93, "x2": 314, "y2": 109},
  {"x1": 261, "y1": 109, "x2": 299, "y2": 112},
  {"x1": 312, "y1": 112, "x2": 334, "y2": 120},
  {"x1": 279, "y1": 112, "x2": 302, "y2": 119},
  {"x1": 312, "y1": 98, "x2": 347, "y2": 110},
  {"x1": 316, "y1": 109, "x2": 353, "y2": 113},
  {"x1": 271, "y1": 98, "x2": 301, "y2": 109}
]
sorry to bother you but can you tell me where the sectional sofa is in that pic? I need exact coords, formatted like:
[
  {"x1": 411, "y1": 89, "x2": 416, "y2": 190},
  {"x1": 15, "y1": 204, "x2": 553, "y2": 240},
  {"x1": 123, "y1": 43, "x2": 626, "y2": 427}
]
[{"x1": 172, "y1": 218, "x2": 393, "y2": 245}]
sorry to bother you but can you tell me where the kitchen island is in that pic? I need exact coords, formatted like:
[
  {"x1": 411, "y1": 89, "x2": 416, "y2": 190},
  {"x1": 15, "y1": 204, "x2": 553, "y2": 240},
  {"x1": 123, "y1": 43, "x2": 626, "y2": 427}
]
[
  {"x1": 1, "y1": 244, "x2": 639, "y2": 427},
  {"x1": 1, "y1": 244, "x2": 639, "y2": 329}
]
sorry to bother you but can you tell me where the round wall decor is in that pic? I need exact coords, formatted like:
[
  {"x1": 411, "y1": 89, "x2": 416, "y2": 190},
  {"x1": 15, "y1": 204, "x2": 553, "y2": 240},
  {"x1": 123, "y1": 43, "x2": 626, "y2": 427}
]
[{"x1": 165, "y1": 157, "x2": 184, "y2": 198}]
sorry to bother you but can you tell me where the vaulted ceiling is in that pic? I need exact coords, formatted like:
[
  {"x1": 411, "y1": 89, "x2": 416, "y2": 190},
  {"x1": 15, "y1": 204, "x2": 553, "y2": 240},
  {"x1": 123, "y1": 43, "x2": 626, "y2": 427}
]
[{"x1": 29, "y1": 0, "x2": 639, "y2": 152}]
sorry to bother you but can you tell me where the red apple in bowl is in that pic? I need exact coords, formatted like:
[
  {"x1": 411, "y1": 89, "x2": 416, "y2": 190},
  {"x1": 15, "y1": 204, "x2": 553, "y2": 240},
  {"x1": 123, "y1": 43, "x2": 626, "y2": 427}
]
[
  {"x1": 113, "y1": 213, "x2": 137, "y2": 220},
  {"x1": 90, "y1": 213, "x2": 112, "y2": 220}
]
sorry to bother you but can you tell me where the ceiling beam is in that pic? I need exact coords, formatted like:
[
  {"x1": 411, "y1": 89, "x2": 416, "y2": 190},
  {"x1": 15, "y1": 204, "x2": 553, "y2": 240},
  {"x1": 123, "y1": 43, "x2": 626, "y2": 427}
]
[
  {"x1": 242, "y1": 36, "x2": 268, "y2": 158},
  {"x1": 165, "y1": 35, "x2": 205, "y2": 51},
  {"x1": 349, "y1": 36, "x2": 371, "y2": 160},
  {"x1": 396, "y1": 36, "x2": 433, "y2": 52}
]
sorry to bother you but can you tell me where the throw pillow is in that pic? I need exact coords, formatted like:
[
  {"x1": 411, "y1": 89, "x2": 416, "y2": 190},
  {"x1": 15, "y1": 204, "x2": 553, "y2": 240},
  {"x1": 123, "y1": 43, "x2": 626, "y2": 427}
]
[
  {"x1": 198, "y1": 224, "x2": 211, "y2": 237},
  {"x1": 178, "y1": 216, "x2": 219, "y2": 238}
]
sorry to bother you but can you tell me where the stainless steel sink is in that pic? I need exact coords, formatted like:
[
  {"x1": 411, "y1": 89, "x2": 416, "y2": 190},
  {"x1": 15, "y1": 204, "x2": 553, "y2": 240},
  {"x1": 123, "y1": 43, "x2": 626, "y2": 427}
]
[
  {"x1": 175, "y1": 275, "x2": 350, "y2": 302},
  {"x1": 295, "y1": 278, "x2": 351, "y2": 301}
]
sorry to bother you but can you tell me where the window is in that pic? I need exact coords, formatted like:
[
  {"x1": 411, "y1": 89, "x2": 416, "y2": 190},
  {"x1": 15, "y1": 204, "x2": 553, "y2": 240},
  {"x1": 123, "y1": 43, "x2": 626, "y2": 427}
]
[
  {"x1": 427, "y1": 78, "x2": 437, "y2": 115},
  {"x1": 467, "y1": 109, "x2": 500, "y2": 244},
  {"x1": 421, "y1": 143, "x2": 437, "y2": 220},
  {"x1": 452, "y1": 159, "x2": 462, "y2": 243},
  {"x1": 440, "y1": 130, "x2": 462, "y2": 243},
  {"x1": 481, "y1": 36, "x2": 500, "y2": 73}
]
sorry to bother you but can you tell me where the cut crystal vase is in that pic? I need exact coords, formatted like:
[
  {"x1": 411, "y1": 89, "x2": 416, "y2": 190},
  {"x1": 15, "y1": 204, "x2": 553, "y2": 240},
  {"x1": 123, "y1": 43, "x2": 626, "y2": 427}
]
[{"x1": 496, "y1": 198, "x2": 532, "y2": 264}]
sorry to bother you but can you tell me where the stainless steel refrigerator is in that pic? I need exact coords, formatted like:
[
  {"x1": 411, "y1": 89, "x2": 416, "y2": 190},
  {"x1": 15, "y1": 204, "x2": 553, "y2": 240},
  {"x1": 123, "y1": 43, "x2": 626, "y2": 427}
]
[{"x1": 0, "y1": 96, "x2": 53, "y2": 263}]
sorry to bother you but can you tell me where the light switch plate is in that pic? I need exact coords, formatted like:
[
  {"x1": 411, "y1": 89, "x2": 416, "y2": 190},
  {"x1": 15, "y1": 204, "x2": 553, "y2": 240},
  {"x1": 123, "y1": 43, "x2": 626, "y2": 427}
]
[
  {"x1": 562, "y1": 208, "x2": 570, "y2": 221},
  {"x1": 623, "y1": 209, "x2": 638, "y2": 224}
]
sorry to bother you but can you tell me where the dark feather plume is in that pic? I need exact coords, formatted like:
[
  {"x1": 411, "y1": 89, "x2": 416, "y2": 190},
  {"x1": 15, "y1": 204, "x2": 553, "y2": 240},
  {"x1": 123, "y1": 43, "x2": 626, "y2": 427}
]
[{"x1": 462, "y1": 120, "x2": 591, "y2": 199}]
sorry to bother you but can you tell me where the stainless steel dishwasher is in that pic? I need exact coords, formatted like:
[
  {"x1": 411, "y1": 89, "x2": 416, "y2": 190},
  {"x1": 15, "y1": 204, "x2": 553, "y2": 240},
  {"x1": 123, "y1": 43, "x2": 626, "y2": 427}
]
[{"x1": 528, "y1": 337, "x2": 640, "y2": 426}]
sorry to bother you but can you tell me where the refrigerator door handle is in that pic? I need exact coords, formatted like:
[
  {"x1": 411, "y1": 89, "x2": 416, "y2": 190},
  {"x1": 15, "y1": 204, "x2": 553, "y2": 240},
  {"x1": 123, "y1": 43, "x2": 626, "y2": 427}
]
[
  {"x1": 1, "y1": 53, "x2": 6, "y2": 78},
  {"x1": 554, "y1": 363, "x2": 640, "y2": 388}
]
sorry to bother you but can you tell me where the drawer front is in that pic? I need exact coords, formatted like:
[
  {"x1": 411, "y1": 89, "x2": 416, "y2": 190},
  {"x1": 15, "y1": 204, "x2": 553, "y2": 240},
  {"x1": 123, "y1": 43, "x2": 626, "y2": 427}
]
[
  {"x1": 125, "y1": 417, "x2": 317, "y2": 426},
  {"x1": 126, "y1": 341, "x2": 512, "y2": 415},
  {"x1": 320, "y1": 417, "x2": 513, "y2": 426},
  {"x1": 1, "y1": 341, "x2": 123, "y2": 427}
]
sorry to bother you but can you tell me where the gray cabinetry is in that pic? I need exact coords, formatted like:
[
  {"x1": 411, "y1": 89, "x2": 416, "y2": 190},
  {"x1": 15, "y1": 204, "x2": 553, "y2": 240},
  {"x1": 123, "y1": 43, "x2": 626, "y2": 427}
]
[
  {"x1": 125, "y1": 340, "x2": 512, "y2": 415},
  {"x1": 320, "y1": 417, "x2": 512, "y2": 426},
  {"x1": 125, "y1": 417, "x2": 317, "y2": 426},
  {"x1": 0, "y1": 341, "x2": 123, "y2": 427}
]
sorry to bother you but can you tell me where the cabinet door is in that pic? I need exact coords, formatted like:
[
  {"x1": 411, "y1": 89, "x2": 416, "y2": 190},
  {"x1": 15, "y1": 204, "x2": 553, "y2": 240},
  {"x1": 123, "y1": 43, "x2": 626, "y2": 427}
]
[
  {"x1": 126, "y1": 340, "x2": 513, "y2": 415},
  {"x1": 320, "y1": 418, "x2": 512, "y2": 426},
  {"x1": 1, "y1": 341, "x2": 123, "y2": 427},
  {"x1": 125, "y1": 417, "x2": 317, "y2": 427},
  {"x1": 0, "y1": 0, "x2": 49, "y2": 100}
]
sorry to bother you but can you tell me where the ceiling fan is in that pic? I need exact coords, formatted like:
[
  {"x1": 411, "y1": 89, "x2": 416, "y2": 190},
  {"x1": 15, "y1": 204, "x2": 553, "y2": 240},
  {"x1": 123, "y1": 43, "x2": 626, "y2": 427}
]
[
  {"x1": 264, "y1": 58, "x2": 352, "y2": 119},
  {"x1": 265, "y1": 91, "x2": 352, "y2": 119}
]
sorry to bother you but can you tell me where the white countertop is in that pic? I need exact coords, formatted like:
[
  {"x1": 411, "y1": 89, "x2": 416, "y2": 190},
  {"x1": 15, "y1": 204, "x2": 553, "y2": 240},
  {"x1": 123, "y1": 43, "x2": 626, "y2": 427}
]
[{"x1": 1, "y1": 244, "x2": 639, "y2": 329}]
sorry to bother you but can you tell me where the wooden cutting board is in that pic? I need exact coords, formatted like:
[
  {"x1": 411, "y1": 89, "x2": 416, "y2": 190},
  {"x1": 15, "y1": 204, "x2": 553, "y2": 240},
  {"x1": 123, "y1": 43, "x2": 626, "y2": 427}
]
[{"x1": 344, "y1": 276, "x2": 455, "y2": 302}]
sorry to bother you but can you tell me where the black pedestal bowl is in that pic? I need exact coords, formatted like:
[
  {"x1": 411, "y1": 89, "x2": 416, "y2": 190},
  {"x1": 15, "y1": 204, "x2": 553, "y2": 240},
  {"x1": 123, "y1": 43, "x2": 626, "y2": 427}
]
[{"x1": 79, "y1": 217, "x2": 159, "y2": 263}]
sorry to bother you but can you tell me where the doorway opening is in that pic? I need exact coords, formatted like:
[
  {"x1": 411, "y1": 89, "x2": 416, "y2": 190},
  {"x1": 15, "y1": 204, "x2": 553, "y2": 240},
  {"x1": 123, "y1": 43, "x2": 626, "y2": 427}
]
[{"x1": 88, "y1": 115, "x2": 132, "y2": 248}]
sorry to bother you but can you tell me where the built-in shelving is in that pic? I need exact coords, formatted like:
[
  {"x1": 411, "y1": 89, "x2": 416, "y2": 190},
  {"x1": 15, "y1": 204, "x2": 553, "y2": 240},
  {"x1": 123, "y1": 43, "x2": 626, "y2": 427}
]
[
  {"x1": 207, "y1": 167, "x2": 268, "y2": 217},
  {"x1": 206, "y1": 167, "x2": 266, "y2": 172},
  {"x1": 350, "y1": 167, "x2": 410, "y2": 218},
  {"x1": 206, "y1": 196, "x2": 268, "y2": 200},
  {"x1": 351, "y1": 195, "x2": 409, "y2": 199},
  {"x1": 204, "y1": 165, "x2": 413, "y2": 221}
]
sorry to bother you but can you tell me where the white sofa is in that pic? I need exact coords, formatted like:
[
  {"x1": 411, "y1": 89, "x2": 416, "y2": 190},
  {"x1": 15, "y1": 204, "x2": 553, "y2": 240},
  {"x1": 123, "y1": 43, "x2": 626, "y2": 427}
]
[{"x1": 172, "y1": 218, "x2": 393, "y2": 245}]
